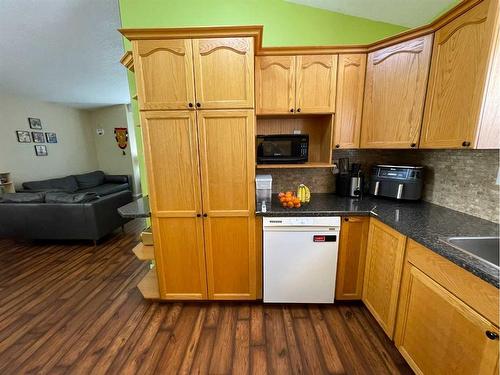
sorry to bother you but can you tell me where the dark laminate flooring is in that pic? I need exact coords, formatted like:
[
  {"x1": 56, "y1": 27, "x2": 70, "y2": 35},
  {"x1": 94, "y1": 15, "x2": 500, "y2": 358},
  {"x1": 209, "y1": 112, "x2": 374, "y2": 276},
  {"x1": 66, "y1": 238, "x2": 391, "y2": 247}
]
[{"x1": 0, "y1": 219, "x2": 412, "y2": 374}]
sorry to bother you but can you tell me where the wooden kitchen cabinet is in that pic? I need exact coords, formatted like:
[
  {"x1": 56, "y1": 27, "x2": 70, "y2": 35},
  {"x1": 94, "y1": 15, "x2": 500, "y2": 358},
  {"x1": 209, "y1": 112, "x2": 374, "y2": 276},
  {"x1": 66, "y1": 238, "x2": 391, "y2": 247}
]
[
  {"x1": 133, "y1": 39, "x2": 195, "y2": 111},
  {"x1": 362, "y1": 219, "x2": 407, "y2": 338},
  {"x1": 255, "y1": 56, "x2": 295, "y2": 115},
  {"x1": 197, "y1": 110, "x2": 257, "y2": 299},
  {"x1": 335, "y1": 216, "x2": 369, "y2": 300},
  {"x1": 133, "y1": 37, "x2": 253, "y2": 111},
  {"x1": 140, "y1": 111, "x2": 208, "y2": 299},
  {"x1": 296, "y1": 54, "x2": 337, "y2": 113},
  {"x1": 395, "y1": 240, "x2": 500, "y2": 374},
  {"x1": 192, "y1": 38, "x2": 254, "y2": 109},
  {"x1": 360, "y1": 35, "x2": 432, "y2": 148},
  {"x1": 255, "y1": 54, "x2": 337, "y2": 115},
  {"x1": 420, "y1": 0, "x2": 499, "y2": 148},
  {"x1": 333, "y1": 54, "x2": 366, "y2": 149}
]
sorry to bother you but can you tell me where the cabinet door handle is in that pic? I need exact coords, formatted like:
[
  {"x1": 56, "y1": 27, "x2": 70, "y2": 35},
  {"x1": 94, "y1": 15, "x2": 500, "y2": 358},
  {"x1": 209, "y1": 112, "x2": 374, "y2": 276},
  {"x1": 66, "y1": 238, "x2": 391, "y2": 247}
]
[
  {"x1": 203, "y1": 213, "x2": 208, "y2": 217},
  {"x1": 290, "y1": 108, "x2": 294, "y2": 113},
  {"x1": 196, "y1": 213, "x2": 201, "y2": 217},
  {"x1": 335, "y1": 144, "x2": 340, "y2": 148},
  {"x1": 344, "y1": 217, "x2": 349, "y2": 222},
  {"x1": 462, "y1": 141, "x2": 471, "y2": 147},
  {"x1": 486, "y1": 331, "x2": 499, "y2": 340},
  {"x1": 297, "y1": 108, "x2": 301, "y2": 113},
  {"x1": 410, "y1": 143, "x2": 416, "y2": 148},
  {"x1": 188, "y1": 102, "x2": 194, "y2": 108},
  {"x1": 196, "y1": 102, "x2": 201, "y2": 108}
]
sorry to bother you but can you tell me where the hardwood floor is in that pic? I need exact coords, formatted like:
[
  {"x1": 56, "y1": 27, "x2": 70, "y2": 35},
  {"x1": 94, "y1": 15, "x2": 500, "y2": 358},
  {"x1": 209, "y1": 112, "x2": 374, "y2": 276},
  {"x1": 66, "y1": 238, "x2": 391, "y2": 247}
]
[{"x1": 0, "y1": 219, "x2": 412, "y2": 374}]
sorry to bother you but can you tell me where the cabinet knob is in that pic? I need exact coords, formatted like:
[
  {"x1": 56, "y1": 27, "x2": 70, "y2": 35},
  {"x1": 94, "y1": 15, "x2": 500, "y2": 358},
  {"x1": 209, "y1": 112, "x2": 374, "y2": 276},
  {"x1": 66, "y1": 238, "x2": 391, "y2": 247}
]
[
  {"x1": 196, "y1": 102, "x2": 201, "y2": 108},
  {"x1": 203, "y1": 213, "x2": 208, "y2": 217},
  {"x1": 486, "y1": 331, "x2": 499, "y2": 340},
  {"x1": 196, "y1": 213, "x2": 201, "y2": 217},
  {"x1": 290, "y1": 108, "x2": 294, "y2": 113},
  {"x1": 462, "y1": 141, "x2": 471, "y2": 147},
  {"x1": 335, "y1": 144, "x2": 340, "y2": 149},
  {"x1": 410, "y1": 143, "x2": 416, "y2": 148},
  {"x1": 344, "y1": 217, "x2": 349, "y2": 222},
  {"x1": 297, "y1": 108, "x2": 301, "y2": 113},
  {"x1": 188, "y1": 102, "x2": 193, "y2": 108}
]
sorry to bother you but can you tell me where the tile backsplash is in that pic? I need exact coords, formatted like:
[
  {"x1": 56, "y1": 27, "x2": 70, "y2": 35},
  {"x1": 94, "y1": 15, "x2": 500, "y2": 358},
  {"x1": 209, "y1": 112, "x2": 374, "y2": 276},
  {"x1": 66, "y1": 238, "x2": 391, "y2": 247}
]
[{"x1": 257, "y1": 149, "x2": 500, "y2": 223}]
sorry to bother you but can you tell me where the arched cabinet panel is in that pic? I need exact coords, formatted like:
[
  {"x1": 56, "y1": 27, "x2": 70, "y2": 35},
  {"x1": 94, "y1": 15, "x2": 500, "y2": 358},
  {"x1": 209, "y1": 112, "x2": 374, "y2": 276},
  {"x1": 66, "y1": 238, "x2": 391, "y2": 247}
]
[
  {"x1": 133, "y1": 39, "x2": 195, "y2": 110},
  {"x1": 192, "y1": 38, "x2": 254, "y2": 109}
]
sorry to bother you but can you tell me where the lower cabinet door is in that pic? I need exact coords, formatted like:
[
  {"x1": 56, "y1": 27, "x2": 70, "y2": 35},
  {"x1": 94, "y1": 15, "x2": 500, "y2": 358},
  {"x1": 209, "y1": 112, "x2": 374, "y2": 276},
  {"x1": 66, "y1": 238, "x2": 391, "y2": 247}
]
[
  {"x1": 362, "y1": 219, "x2": 407, "y2": 338},
  {"x1": 203, "y1": 216, "x2": 257, "y2": 299},
  {"x1": 395, "y1": 263, "x2": 500, "y2": 374},
  {"x1": 335, "y1": 216, "x2": 369, "y2": 300},
  {"x1": 152, "y1": 217, "x2": 208, "y2": 300}
]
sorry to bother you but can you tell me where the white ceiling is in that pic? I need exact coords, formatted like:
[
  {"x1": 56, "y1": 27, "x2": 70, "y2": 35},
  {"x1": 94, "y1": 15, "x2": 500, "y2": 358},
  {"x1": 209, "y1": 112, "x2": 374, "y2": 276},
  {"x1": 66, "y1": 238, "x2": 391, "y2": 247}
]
[
  {"x1": 287, "y1": 0, "x2": 460, "y2": 28},
  {"x1": 0, "y1": 0, "x2": 129, "y2": 109}
]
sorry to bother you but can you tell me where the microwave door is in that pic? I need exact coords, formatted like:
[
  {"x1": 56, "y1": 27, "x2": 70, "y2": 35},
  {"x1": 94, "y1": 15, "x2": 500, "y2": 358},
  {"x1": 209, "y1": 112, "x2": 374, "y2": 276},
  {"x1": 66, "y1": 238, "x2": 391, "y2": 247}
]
[{"x1": 263, "y1": 141, "x2": 292, "y2": 158}]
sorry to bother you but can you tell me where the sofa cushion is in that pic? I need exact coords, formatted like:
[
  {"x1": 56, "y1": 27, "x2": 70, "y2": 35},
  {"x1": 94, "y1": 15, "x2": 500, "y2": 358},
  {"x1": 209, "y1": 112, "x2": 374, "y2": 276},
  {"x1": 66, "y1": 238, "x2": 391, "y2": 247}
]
[
  {"x1": 78, "y1": 183, "x2": 129, "y2": 196},
  {"x1": 22, "y1": 176, "x2": 78, "y2": 192},
  {"x1": 74, "y1": 171, "x2": 105, "y2": 189},
  {"x1": 0, "y1": 192, "x2": 45, "y2": 203},
  {"x1": 45, "y1": 192, "x2": 99, "y2": 204}
]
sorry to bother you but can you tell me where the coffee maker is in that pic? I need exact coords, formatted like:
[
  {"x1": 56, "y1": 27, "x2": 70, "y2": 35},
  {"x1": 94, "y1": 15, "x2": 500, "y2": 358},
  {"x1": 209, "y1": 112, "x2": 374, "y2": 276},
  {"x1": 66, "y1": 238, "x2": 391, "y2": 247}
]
[
  {"x1": 349, "y1": 163, "x2": 364, "y2": 199},
  {"x1": 336, "y1": 159, "x2": 364, "y2": 198}
]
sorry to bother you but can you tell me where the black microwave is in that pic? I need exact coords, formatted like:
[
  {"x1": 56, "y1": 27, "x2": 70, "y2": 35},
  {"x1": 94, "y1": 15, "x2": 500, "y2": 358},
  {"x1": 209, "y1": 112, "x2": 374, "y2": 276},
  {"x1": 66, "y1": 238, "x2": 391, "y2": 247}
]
[{"x1": 256, "y1": 134, "x2": 309, "y2": 164}]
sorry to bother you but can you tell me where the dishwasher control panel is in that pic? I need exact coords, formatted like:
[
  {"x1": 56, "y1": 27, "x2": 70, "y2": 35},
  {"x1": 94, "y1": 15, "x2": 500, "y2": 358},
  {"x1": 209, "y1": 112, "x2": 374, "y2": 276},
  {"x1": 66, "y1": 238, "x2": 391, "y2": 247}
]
[{"x1": 263, "y1": 216, "x2": 341, "y2": 227}]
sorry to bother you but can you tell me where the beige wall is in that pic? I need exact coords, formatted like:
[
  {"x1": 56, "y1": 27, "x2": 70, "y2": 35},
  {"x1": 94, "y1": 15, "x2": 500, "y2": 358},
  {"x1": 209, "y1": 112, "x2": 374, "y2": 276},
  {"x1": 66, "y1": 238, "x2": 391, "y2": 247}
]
[
  {"x1": 88, "y1": 104, "x2": 140, "y2": 195},
  {"x1": 0, "y1": 92, "x2": 98, "y2": 187}
]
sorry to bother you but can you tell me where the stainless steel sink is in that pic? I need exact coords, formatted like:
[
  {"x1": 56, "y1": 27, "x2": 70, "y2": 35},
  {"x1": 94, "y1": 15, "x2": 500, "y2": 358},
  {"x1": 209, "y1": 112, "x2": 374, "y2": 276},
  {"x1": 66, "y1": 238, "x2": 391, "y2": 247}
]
[{"x1": 440, "y1": 237, "x2": 500, "y2": 268}]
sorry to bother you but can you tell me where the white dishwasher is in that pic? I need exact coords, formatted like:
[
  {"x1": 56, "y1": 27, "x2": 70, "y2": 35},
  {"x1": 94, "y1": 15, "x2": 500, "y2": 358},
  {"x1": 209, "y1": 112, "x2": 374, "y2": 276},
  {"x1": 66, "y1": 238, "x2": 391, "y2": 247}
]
[{"x1": 263, "y1": 216, "x2": 340, "y2": 303}]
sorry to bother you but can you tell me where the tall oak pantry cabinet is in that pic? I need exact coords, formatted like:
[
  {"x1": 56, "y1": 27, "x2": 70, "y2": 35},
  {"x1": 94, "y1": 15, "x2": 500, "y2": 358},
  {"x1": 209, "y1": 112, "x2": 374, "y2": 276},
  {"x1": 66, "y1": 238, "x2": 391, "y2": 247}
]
[{"x1": 123, "y1": 28, "x2": 261, "y2": 300}]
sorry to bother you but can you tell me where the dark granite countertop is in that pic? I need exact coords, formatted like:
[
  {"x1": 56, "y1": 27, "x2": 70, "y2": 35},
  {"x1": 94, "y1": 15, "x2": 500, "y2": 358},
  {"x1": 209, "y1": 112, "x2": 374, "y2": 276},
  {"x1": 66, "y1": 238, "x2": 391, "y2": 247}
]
[
  {"x1": 118, "y1": 196, "x2": 151, "y2": 218},
  {"x1": 257, "y1": 194, "x2": 500, "y2": 288}
]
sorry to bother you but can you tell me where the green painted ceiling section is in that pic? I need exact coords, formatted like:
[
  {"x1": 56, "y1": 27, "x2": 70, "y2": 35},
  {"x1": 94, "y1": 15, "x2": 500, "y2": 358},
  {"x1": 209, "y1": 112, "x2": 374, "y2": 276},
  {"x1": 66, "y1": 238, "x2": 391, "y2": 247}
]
[{"x1": 119, "y1": 0, "x2": 408, "y2": 48}]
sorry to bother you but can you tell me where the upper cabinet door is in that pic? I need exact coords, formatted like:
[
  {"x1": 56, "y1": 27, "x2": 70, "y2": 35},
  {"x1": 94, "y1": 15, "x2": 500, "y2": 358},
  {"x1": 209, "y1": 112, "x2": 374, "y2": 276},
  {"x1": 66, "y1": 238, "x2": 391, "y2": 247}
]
[
  {"x1": 420, "y1": 0, "x2": 495, "y2": 148},
  {"x1": 334, "y1": 54, "x2": 367, "y2": 149},
  {"x1": 133, "y1": 39, "x2": 195, "y2": 111},
  {"x1": 296, "y1": 55, "x2": 338, "y2": 114},
  {"x1": 360, "y1": 36, "x2": 432, "y2": 148},
  {"x1": 255, "y1": 56, "x2": 296, "y2": 115},
  {"x1": 192, "y1": 38, "x2": 254, "y2": 109}
]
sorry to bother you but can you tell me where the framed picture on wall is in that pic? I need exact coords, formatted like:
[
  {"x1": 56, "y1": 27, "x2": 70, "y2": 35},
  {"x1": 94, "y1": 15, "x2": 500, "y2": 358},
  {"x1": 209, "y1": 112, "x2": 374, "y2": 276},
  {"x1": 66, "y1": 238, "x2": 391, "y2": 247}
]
[
  {"x1": 34, "y1": 145, "x2": 48, "y2": 156},
  {"x1": 45, "y1": 132, "x2": 57, "y2": 143},
  {"x1": 16, "y1": 130, "x2": 31, "y2": 143},
  {"x1": 32, "y1": 132, "x2": 45, "y2": 143},
  {"x1": 28, "y1": 117, "x2": 42, "y2": 129}
]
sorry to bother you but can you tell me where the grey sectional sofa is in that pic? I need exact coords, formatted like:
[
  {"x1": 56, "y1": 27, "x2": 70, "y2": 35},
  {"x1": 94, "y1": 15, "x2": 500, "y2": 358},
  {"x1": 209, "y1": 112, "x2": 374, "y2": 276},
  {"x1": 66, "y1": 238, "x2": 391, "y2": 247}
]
[{"x1": 0, "y1": 171, "x2": 133, "y2": 241}]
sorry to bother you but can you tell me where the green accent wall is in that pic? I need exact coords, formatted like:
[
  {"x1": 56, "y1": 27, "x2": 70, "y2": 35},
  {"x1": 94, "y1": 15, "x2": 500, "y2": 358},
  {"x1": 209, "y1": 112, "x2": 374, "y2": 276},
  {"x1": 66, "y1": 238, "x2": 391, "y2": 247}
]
[{"x1": 119, "y1": 0, "x2": 408, "y2": 195}]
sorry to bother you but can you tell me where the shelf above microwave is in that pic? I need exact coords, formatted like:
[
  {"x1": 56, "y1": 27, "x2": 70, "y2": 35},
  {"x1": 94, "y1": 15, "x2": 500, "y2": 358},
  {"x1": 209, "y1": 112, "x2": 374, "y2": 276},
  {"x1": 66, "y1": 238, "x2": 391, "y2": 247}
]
[{"x1": 256, "y1": 162, "x2": 334, "y2": 169}]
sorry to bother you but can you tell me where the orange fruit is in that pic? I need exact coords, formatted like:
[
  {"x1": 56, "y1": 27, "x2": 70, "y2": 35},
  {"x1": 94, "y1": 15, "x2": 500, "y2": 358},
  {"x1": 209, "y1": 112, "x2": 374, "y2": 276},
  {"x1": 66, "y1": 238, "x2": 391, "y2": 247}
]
[
  {"x1": 282, "y1": 202, "x2": 288, "y2": 208},
  {"x1": 294, "y1": 202, "x2": 301, "y2": 208},
  {"x1": 287, "y1": 201, "x2": 294, "y2": 208},
  {"x1": 292, "y1": 197, "x2": 300, "y2": 204},
  {"x1": 278, "y1": 192, "x2": 285, "y2": 198},
  {"x1": 285, "y1": 191, "x2": 292, "y2": 196},
  {"x1": 279, "y1": 196, "x2": 286, "y2": 203}
]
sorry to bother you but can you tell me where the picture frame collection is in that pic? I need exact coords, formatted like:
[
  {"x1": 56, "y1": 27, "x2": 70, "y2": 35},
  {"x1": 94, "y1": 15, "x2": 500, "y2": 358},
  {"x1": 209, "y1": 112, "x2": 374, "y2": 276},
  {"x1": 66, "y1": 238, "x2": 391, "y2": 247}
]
[{"x1": 16, "y1": 118, "x2": 58, "y2": 156}]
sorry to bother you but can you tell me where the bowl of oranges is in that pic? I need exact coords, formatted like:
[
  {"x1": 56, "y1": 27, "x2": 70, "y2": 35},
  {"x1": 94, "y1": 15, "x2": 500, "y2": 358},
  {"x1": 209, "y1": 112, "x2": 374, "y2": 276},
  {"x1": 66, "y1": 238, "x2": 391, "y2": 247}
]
[{"x1": 278, "y1": 191, "x2": 301, "y2": 209}]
